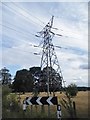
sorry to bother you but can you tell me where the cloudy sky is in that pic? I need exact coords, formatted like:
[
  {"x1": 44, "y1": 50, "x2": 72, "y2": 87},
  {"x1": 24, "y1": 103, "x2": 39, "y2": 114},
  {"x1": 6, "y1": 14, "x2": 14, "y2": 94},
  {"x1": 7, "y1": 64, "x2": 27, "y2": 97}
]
[{"x1": 0, "y1": 1, "x2": 89, "y2": 86}]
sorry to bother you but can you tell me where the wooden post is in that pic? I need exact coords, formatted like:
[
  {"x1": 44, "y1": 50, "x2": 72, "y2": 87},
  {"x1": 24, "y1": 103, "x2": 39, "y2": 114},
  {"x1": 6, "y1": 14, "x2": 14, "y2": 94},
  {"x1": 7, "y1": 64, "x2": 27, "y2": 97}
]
[
  {"x1": 30, "y1": 105, "x2": 33, "y2": 115},
  {"x1": 35, "y1": 105, "x2": 37, "y2": 113},
  {"x1": 73, "y1": 101, "x2": 77, "y2": 118},
  {"x1": 41, "y1": 105, "x2": 45, "y2": 113},
  {"x1": 48, "y1": 105, "x2": 50, "y2": 117}
]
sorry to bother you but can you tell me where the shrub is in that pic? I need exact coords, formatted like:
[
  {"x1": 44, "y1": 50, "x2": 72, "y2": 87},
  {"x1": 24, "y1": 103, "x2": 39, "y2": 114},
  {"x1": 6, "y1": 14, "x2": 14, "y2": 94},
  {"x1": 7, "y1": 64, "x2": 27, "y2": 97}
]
[
  {"x1": 66, "y1": 83, "x2": 78, "y2": 97},
  {"x1": 2, "y1": 85, "x2": 11, "y2": 96}
]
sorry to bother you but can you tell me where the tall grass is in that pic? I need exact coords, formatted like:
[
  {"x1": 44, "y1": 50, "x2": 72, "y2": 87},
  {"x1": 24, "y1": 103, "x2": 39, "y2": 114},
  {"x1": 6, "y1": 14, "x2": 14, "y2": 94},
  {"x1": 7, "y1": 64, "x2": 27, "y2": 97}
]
[
  {"x1": 20, "y1": 91, "x2": 88, "y2": 118},
  {"x1": 2, "y1": 88, "x2": 89, "y2": 118}
]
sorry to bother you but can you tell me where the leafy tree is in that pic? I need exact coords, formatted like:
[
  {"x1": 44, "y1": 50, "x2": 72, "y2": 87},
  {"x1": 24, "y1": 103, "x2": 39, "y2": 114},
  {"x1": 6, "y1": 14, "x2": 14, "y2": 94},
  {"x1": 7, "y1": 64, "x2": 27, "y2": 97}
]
[
  {"x1": 0, "y1": 67, "x2": 12, "y2": 85},
  {"x1": 29, "y1": 66, "x2": 62, "y2": 93},
  {"x1": 13, "y1": 69, "x2": 33, "y2": 92},
  {"x1": 29, "y1": 67, "x2": 41, "y2": 95},
  {"x1": 40, "y1": 67, "x2": 62, "y2": 92},
  {"x1": 66, "y1": 83, "x2": 78, "y2": 97},
  {"x1": 29, "y1": 67, "x2": 41, "y2": 75}
]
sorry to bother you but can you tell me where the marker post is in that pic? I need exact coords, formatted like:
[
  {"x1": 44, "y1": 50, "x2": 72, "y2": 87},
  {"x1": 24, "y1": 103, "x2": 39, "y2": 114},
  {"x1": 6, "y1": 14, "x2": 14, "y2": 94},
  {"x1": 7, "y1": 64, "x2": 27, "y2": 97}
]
[
  {"x1": 23, "y1": 100, "x2": 26, "y2": 117},
  {"x1": 57, "y1": 104, "x2": 61, "y2": 120},
  {"x1": 23, "y1": 100, "x2": 26, "y2": 111}
]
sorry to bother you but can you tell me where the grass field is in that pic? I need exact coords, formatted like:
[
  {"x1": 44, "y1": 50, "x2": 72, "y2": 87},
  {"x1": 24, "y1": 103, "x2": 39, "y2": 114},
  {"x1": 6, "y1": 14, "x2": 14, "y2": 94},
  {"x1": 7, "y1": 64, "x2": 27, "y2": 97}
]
[{"x1": 19, "y1": 91, "x2": 89, "y2": 118}]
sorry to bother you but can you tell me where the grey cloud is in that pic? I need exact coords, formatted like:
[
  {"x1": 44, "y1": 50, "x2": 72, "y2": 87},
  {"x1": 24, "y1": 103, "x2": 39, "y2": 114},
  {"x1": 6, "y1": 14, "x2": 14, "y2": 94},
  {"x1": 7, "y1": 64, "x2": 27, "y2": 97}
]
[{"x1": 79, "y1": 64, "x2": 90, "y2": 70}]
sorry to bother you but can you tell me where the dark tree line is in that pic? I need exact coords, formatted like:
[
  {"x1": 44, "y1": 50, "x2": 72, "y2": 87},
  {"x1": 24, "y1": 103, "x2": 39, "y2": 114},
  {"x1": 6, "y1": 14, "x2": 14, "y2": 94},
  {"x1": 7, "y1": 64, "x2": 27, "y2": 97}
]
[
  {"x1": 12, "y1": 66, "x2": 62, "y2": 93},
  {"x1": 13, "y1": 69, "x2": 33, "y2": 93},
  {"x1": 1, "y1": 67, "x2": 89, "y2": 93}
]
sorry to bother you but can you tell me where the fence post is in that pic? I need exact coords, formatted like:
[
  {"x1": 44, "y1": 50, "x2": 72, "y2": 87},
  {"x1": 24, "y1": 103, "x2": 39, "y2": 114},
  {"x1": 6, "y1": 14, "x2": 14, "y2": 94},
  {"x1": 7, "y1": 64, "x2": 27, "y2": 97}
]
[
  {"x1": 57, "y1": 104, "x2": 61, "y2": 120},
  {"x1": 41, "y1": 105, "x2": 45, "y2": 113},
  {"x1": 48, "y1": 105, "x2": 50, "y2": 117},
  {"x1": 30, "y1": 105, "x2": 33, "y2": 115},
  {"x1": 73, "y1": 101, "x2": 77, "y2": 118}
]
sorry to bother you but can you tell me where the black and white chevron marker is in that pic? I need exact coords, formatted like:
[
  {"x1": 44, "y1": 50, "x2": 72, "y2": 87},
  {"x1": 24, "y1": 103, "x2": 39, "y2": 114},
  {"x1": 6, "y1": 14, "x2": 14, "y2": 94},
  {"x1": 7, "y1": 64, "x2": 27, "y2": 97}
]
[{"x1": 25, "y1": 96, "x2": 57, "y2": 105}]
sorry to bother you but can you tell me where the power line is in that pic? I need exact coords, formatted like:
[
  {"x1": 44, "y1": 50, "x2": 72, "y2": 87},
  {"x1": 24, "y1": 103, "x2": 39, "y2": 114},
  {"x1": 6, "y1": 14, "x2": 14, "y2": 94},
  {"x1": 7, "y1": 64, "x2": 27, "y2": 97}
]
[
  {"x1": 0, "y1": 23, "x2": 36, "y2": 39},
  {"x1": 1, "y1": 23, "x2": 74, "y2": 53},
  {"x1": 1, "y1": 24, "x2": 42, "y2": 47},
  {"x1": 2, "y1": 2, "x2": 83, "y2": 41},
  {"x1": 2, "y1": 2, "x2": 43, "y2": 28},
  {"x1": 2, "y1": 32, "x2": 68, "y2": 52},
  {"x1": 37, "y1": 4, "x2": 82, "y2": 40},
  {"x1": 2, "y1": 2, "x2": 76, "y2": 40},
  {"x1": 3, "y1": 44, "x2": 41, "y2": 56},
  {"x1": 10, "y1": 1, "x2": 46, "y2": 26},
  {"x1": 1, "y1": 21, "x2": 35, "y2": 36},
  {"x1": 1, "y1": 23, "x2": 68, "y2": 48},
  {"x1": 4, "y1": 19, "x2": 38, "y2": 34},
  {"x1": 33, "y1": 4, "x2": 63, "y2": 31}
]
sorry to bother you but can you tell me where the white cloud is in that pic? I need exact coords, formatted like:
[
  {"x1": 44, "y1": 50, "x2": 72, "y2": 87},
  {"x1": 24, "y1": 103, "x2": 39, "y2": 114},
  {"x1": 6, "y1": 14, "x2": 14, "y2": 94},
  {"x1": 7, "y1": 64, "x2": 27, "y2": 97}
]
[{"x1": 2, "y1": 42, "x2": 41, "y2": 67}]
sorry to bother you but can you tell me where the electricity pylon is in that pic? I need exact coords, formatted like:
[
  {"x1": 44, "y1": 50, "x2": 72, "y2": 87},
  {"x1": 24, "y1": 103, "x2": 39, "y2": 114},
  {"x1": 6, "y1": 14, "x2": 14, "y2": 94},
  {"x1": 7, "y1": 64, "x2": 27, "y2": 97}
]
[{"x1": 36, "y1": 16, "x2": 63, "y2": 96}]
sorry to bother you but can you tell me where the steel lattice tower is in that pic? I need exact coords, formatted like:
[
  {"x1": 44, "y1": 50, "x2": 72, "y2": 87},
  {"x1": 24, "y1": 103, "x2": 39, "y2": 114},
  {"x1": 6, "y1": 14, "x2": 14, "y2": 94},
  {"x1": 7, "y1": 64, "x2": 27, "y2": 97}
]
[{"x1": 37, "y1": 16, "x2": 63, "y2": 95}]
